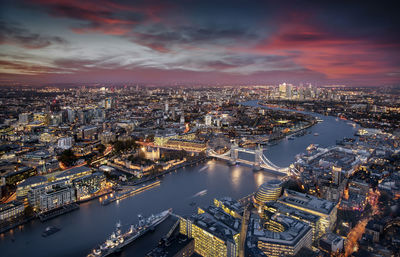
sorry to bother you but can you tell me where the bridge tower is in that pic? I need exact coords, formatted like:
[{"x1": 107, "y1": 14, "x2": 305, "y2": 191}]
[
  {"x1": 253, "y1": 144, "x2": 263, "y2": 171},
  {"x1": 229, "y1": 140, "x2": 239, "y2": 165}
]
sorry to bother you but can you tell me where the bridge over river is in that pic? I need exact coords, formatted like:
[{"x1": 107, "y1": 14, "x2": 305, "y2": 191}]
[{"x1": 207, "y1": 141, "x2": 300, "y2": 176}]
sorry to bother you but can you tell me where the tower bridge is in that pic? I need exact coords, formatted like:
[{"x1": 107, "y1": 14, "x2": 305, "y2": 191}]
[{"x1": 207, "y1": 141, "x2": 300, "y2": 176}]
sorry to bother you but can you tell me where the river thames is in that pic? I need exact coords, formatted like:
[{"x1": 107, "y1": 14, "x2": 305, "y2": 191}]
[{"x1": 0, "y1": 101, "x2": 359, "y2": 257}]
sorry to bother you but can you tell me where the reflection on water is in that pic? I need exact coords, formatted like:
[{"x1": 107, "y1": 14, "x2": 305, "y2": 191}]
[
  {"x1": 254, "y1": 172, "x2": 265, "y2": 188},
  {"x1": 0, "y1": 101, "x2": 359, "y2": 257},
  {"x1": 206, "y1": 159, "x2": 216, "y2": 173},
  {"x1": 231, "y1": 166, "x2": 243, "y2": 189}
]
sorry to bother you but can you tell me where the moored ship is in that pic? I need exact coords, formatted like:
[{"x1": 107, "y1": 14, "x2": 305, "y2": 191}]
[
  {"x1": 41, "y1": 226, "x2": 60, "y2": 237},
  {"x1": 88, "y1": 209, "x2": 172, "y2": 257},
  {"x1": 101, "y1": 180, "x2": 161, "y2": 206}
]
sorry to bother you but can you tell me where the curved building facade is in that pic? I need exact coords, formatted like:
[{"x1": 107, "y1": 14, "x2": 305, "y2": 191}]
[
  {"x1": 254, "y1": 179, "x2": 282, "y2": 205},
  {"x1": 251, "y1": 214, "x2": 313, "y2": 257}
]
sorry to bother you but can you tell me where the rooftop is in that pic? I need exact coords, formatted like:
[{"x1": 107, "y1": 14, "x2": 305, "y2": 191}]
[
  {"x1": 55, "y1": 166, "x2": 91, "y2": 179},
  {"x1": 24, "y1": 150, "x2": 51, "y2": 159},
  {"x1": 72, "y1": 171, "x2": 104, "y2": 182},
  {"x1": 31, "y1": 178, "x2": 69, "y2": 190},
  {"x1": 265, "y1": 201, "x2": 320, "y2": 223},
  {"x1": 215, "y1": 197, "x2": 243, "y2": 214},
  {"x1": 146, "y1": 235, "x2": 193, "y2": 257},
  {"x1": 320, "y1": 233, "x2": 344, "y2": 245},
  {"x1": 17, "y1": 175, "x2": 47, "y2": 187},
  {"x1": 0, "y1": 200, "x2": 24, "y2": 212},
  {"x1": 188, "y1": 205, "x2": 241, "y2": 243},
  {"x1": 251, "y1": 213, "x2": 312, "y2": 247},
  {"x1": 278, "y1": 189, "x2": 335, "y2": 215}
]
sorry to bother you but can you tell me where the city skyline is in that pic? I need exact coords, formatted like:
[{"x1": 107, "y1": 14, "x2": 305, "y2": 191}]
[
  {"x1": 0, "y1": 85, "x2": 399, "y2": 256},
  {"x1": 1, "y1": 0, "x2": 400, "y2": 86}
]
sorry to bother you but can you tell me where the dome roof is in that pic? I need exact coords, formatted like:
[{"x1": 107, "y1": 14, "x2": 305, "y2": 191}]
[{"x1": 255, "y1": 179, "x2": 282, "y2": 204}]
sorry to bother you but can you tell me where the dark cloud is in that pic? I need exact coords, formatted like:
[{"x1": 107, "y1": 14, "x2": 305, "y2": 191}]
[
  {"x1": 0, "y1": 20, "x2": 68, "y2": 48},
  {"x1": 131, "y1": 24, "x2": 261, "y2": 51},
  {"x1": 25, "y1": 0, "x2": 161, "y2": 35},
  {"x1": 53, "y1": 59, "x2": 97, "y2": 69},
  {"x1": 0, "y1": 0, "x2": 399, "y2": 85},
  {"x1": 0, "y1": 59, "x2": 65, "y2": 74},
  {"x1": 280, "y1": 33, "x2": 329, "y2": 43}
]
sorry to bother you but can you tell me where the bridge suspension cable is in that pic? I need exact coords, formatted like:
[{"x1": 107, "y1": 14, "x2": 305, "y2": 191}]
[
  {"x1": 260, "y1": 154, "x2": 283, "y2": 170},
  {"x1": 208, "y1": 146, "x2": 294, "y2": 175}
]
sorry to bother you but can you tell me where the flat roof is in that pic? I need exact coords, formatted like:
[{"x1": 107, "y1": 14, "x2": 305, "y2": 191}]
[
  {"x1": 0, "y1": 201, "x2": 24, "y2": 211},
  {"x1": 72, "y1": 171, "x2": 104, "y2": 182},
  {"x1": 215, "y1": 197, "x2": 243, "y2": 213},
  {"x1": 320, "y1": 233, "x2": 343, "y2": 245},
  {"x1": 55, "y1": 166, "x2": 91, "y2": 178},
  {"x1": 18, "y1": 175, "x2": 47, "y2": 187},
  {"x1": 24, "y1": 150, "x2": 51, "y2": 158},
  {"x1": 146, "y1": 235, "x2": 193, "y2": 257},
  {"x1": 252, "y1": 214, "x2": 312, "y2": 247},
  {"x1": 266, "y1": 201, "x2": 320, "y2": 223},
  {"x1": 188, "y1": 205, "x2": 241, "y2": 243},
  {"x1": 278, "y1": 189, "x2": 335, "y2": 215}
]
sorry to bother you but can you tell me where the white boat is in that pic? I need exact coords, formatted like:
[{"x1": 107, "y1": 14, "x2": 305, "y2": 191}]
[{"x1": 88, "y1": 209, "x2": 172, "y2": 257}]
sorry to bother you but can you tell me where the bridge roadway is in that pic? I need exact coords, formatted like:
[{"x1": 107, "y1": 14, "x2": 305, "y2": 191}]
[{"x1": 207, "y1": 149, "x2": 291, "y2": 176}]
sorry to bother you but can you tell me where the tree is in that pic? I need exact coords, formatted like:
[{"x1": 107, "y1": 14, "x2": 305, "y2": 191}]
[
  {"x1": 97, "y1": 143, "x2": 106, "y2": 154},
  {"x1": 113, "y1": 139, "x2": 138, "y2": 153},
  {"x1": 146, "y1": 134, "x2": 155, "y2": 142},
  {"x1": 58, "y1": 149, "x2": 77, "y2": 167},
  {"x1": 24, "y1": 205, "x2": 35, "y2": 217}
]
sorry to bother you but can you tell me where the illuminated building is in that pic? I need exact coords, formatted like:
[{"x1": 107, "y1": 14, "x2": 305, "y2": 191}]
[
  {"x1": 100, "y1": 131, "x2": 116, "y2": 144},
  {"x1": 72, "y1": 172, "x2": 106, "y2": 200},
  {"x1": 179, "y1": 205, "x2": 241, "y2": 257},
  {"x1": 37, "y1": 159, "x2": 60, "y2": 174},
  {"x1": 213, "y1": 197, "x2": 243, "y2": 219},
  {"x1": 163, "y1": 139, "x2": 206, "y2": 152},
  {"x1": 277, "y1": 189, "x2": 337, "y2": 234},
  {"x1": 279, "y1": 83, "x2": 287, "y2": 96},
  {"x1": 39, "y1": 132, "x2": 56, "y2": 143},
  {"x1": 18, "y1": 113, "x2": 30, "y2": 125},
  {"x1": 16, "y1": 175, "x2": 47, "y2": 200},
  {"x1": 38, "y1": 185, "x2": 76, "y2": 212},
  {"x1": 55, "y1": 166, "x2": 92, "y2": 182},
  {"x1": 154, "y1": 132, "x2": 197, "y2": 147},
  {"x1": 33, "y1": 112, "x2": 47, "y2": 123},
  {"x1": 0, "y1": 201, "x2": 25, "y2": 222},
  {"x1": 264, "y1": 201, "x2": 322, "y2": 241},
  {"x1": 104, "y1": 97, "x2": 113, "y2": 109},
  {"x1": 141, "y1": 147, "x2": 160, "y2": 160},
  {"x1": 57, "y1": 137, "x2": 73, "y2": 150},
  {"x1": 72, "y1": 142, "x2": 94, "y2": 156},
  {"x1": 249, "y1": 213, "x2": 312, "y2": 257},
  {"x1": 332, "y1": 165, "x2": 342, "y2": 185},
  {"x1": 21, "y1": 150, "x2": 52, "y2": 168},
  {"x1": 79, "y1": 125, "x2": 97, "y2": 140},
  {"x1": 67, "y1": 108, "x2": 75, "y2": 123},
  {"x1": 27, "y1": 179, "x2": 74, "y2": 212},
  {"x1": 318, "y1": 233, "x2": 344, "y2": 254},
  {"x1": 1, "y1": 165, "x2": 36, "y2": 185},
  {"x1": 205, "y1": 114, "x2": 212, "y2": 126},
  {"x1": 253, "y1": 180, "x2": 282, "y2": 206}
]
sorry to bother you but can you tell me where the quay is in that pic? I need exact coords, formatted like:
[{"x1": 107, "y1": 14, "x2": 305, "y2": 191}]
[{"x1": 38, "y1": 203, "x2": 79, "y2": 222}]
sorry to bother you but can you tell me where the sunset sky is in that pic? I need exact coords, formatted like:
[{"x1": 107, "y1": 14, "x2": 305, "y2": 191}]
[{"x1": 0, "y1": 0, "x2": 399, "y2": 86}]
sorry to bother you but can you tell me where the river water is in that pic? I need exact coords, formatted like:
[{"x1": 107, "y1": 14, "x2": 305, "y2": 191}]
[{"x1": 0, "y1": 100, "x2": 359, "y2": 257}]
